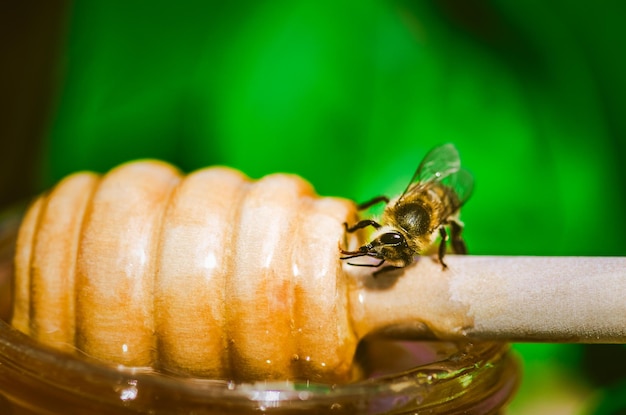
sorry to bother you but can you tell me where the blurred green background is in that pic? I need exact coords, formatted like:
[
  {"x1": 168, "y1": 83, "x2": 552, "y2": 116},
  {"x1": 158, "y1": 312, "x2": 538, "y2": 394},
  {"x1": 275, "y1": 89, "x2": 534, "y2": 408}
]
[{"x1": 2, "y1": 1, "x2": 626, "y2": 413}]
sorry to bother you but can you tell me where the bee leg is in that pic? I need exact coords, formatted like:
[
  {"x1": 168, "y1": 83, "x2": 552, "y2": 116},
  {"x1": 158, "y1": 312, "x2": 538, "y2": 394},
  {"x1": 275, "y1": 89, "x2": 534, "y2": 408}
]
[
  {"x1": 343, "y1": 196, "x2": 388, "y2": 234},
  {"x1": 438, "y1": 227, "x2": 448, "y2": 269},
  {"x1": 345, "y1": 259, "x2": 385, "y2": 267},
  {"x1": 344, "y1": 219, "x2": 382, "y2": 233},
  {"x1": 373, "y1": 265, "x2": 403, "y2": 277},
  {"x1": 449, "y1": 221, "x2": 467, "y2": 255},
  {"x1": 356, "y1": 195, "x2": 389, "y2": 210}
]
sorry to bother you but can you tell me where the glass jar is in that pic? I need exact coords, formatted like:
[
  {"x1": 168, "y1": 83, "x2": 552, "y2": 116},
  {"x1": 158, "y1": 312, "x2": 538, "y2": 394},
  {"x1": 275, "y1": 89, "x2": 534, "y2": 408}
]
[{"x1": 0, "y1": 209, "x2": 519, "y2": 414}]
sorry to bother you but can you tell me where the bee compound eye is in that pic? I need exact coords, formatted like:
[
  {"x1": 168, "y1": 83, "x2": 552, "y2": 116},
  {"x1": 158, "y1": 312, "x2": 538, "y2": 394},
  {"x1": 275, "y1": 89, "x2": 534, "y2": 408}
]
[{"x1": 380, "y1": 232, "x2": 404, "y2": 246}]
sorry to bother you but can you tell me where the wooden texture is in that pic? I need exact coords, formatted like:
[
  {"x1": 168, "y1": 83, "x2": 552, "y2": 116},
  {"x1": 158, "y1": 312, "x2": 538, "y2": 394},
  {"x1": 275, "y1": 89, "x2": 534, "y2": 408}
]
[
  {"x1": 12, "y1": 160, "x2": 626, "y2": 382},
  {"x1": 351, "y1": 255, "x2": 626, "y2": 343}
]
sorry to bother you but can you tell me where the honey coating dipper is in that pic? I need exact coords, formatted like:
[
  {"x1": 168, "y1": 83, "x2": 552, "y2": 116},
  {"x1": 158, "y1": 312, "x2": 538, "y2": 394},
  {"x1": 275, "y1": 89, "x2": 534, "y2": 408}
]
[
  {"x1": 12, "y1": 160, "x2": 626, "y2": 383},
  {"x1": 12, "y1": 161, "x2": 360, "y2": 383}
]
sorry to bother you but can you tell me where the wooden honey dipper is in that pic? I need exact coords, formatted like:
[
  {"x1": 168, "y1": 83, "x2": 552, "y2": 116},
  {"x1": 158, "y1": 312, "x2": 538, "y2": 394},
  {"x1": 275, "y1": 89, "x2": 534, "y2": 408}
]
[{"x1": 12, "y1": 160, "x2": 626, "y2": 383}]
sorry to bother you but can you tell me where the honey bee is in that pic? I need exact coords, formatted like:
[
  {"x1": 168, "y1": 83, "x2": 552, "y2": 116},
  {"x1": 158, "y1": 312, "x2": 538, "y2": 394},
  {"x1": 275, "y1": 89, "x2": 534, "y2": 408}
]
[{"x1": 340, "y1": 143, "x2": 473, "y2": 276}]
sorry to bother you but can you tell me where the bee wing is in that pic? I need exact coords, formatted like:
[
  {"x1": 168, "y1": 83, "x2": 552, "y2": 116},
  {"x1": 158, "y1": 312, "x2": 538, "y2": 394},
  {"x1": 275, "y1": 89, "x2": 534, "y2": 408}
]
[
  {"x1": 416, "y1": 143, "x2": 462, "y2": 184},
  {"x1": 399, "y1": 144, "x2": 463, "y2": 198},
  {"x1": 441, "y1": 167, "x2": 474, "y2": 209}
]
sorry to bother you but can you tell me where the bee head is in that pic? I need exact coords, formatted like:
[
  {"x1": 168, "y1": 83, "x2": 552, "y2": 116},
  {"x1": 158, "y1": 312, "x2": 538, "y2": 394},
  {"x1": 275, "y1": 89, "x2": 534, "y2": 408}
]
[
  {"x1": 362, "y1": 231, "x2": 411, "y2": 262},
  {"x1": 376, "y1": 232, "x2": 406, "y2": 248},
  {"x1": 341, "y1": 228, "x2": 414, "y2": 267}
]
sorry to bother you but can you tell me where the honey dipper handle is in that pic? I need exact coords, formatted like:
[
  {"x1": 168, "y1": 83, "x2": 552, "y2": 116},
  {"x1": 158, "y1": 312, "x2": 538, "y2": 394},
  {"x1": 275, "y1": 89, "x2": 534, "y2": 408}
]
[{"x1": 349, "y1": 255, "x2": 626, "y2": 343}]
